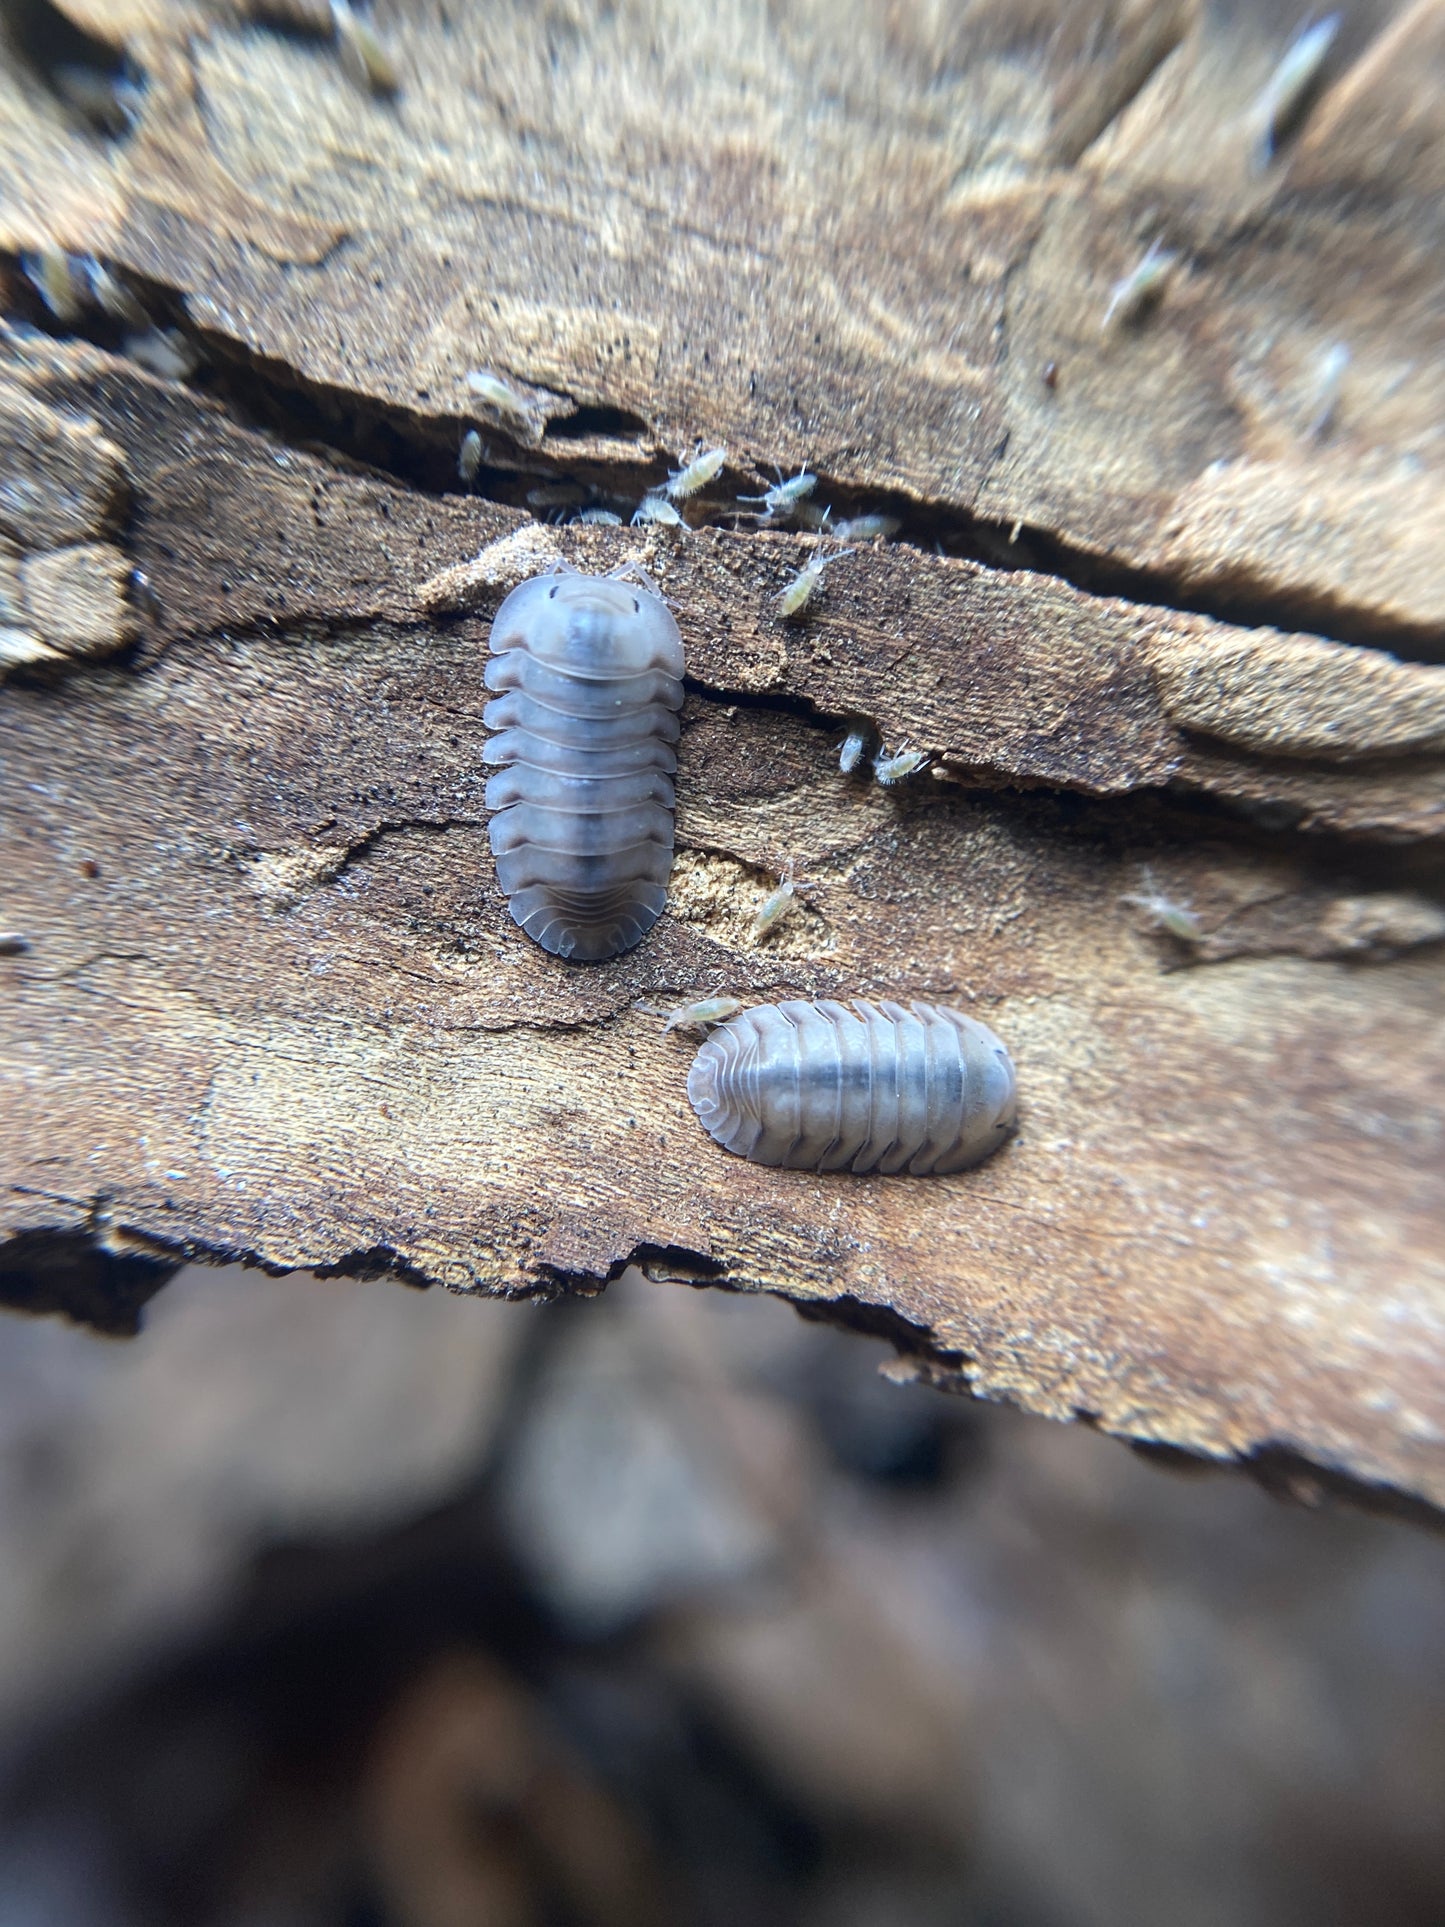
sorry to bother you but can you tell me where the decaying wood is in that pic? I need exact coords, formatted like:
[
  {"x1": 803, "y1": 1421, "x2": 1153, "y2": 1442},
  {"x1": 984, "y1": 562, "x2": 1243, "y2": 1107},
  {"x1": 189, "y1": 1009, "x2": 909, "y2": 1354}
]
[{"x1": 0, "y1": 1, "x2": 1442, "y2": 1516}]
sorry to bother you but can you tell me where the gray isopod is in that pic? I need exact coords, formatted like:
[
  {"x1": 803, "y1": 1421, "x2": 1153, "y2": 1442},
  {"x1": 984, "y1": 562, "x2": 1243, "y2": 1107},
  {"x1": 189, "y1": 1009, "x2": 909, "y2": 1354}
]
[
  {"x1": 483, "y1": 568, "x2": 685, "y2": 960},
  {"x1": 687, "y1": 998, "x2": 1017, "y2": 1174}
]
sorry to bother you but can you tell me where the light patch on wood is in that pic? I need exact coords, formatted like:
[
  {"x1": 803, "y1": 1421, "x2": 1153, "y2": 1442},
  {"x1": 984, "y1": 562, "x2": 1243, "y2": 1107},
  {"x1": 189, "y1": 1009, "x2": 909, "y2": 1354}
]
[
  {"x1": 19, "y1": 544, "x2": 138, "y2": 657},
  {"x1": 241, "y1": 844, "x2": 353, "y2": 910},
  {"x1": 416, "y1": 526, "x2": 564, "y2": 613},
  {"x1": 669, "y1": 850, "x2": 834, "y2": 957},
  {"x1": 1147, "y1": 624, "x2": 1445, "y2": 759}
]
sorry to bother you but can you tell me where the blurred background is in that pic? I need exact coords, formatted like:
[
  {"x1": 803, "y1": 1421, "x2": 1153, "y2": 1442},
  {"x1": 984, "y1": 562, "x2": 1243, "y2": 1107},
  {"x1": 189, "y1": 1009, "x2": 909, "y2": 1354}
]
[{"x1": 0, "y1": 1268, "x2": 1440, "y2": 1927}]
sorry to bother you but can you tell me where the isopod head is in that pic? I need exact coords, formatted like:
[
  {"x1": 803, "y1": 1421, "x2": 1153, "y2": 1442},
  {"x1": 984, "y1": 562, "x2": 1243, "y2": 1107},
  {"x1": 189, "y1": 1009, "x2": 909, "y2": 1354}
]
[{"x1": 490, "y1": 570, "x2": 684, "y2": 681}]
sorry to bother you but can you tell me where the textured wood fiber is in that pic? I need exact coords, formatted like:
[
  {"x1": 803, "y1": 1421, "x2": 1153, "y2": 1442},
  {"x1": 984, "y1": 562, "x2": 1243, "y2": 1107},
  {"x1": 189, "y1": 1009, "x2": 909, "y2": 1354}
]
[
  {"x1": 0, "y1": 1, "x2": 1443, "y2": 1514},
  {"x1": 3, "y1": 0, "x2": 1443, "y2": 643}
]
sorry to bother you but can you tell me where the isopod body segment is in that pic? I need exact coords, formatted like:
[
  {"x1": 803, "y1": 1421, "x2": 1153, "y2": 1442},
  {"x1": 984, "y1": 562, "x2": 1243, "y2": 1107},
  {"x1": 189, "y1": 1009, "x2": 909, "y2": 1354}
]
[
  {"x1": 687, "y1": 998, "x2": 1017, "y2": 1174},
  {"x1": 483, "y1": 571, "x2": 686, "y2": 960}
]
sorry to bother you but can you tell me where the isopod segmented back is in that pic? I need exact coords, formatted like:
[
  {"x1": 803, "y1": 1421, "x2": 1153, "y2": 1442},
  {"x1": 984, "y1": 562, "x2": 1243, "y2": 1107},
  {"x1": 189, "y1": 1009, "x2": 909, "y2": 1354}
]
[
  {"x1": 484, "y1": 570, "x2": 685, "y2": 960},
  {"x1": 687, "y1": 998, "x2": 1017, "y2": 1174}
]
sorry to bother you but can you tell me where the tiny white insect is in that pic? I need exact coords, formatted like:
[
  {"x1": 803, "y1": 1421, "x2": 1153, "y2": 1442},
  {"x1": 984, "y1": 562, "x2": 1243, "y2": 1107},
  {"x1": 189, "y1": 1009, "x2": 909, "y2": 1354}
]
[
  {"x1": 738, "y1": 467, "x2": 816, "y2": 522},
  {"x1": 665, "y1": 446, "x2": 727, "y2": 501},
  {"x1": 51, "y1": 63, "x2": 144, "y2": 137},
  {"x1": 331, "y1": 0, "x2": 399, "y2": 94},
  {"x1": 793, "y1": 501, "x2": 834, "y2": 532},
  {"x1": 575, "y1": 507, "x2": 623, "y2": 525},
  {"x1": 80, "y1": 258, "x2": 147, "y2": 326},
  {"x1": 830, "y1": 513, "x2": 900, "y2": 543},
  {"x1": 1120, "y1": 868, "x2": 1202, "y2": 941},
  {"x1": 873, "y1": 742, "x2": 930, "y2": 785},
  {"x1": 466, "y1": 369, "x2": 534, "y2": 428},
  {"x1": 1304, "y1": 342, "x2": 1349, "y2": 441},
  {"x1": 752, "y1": 859, "x2": 804, "y2": 942},
  {"x1": 1250, "y1": 14, "x2": 1340, "y2": 169},
  {"x1": 661, "y1": 995, "x2": 746, "y2": 1033},
  {"x1": 457, "y1": 429, "x2": 483, "y2": 482},
  {"x1": 1101, "y1": 241, "x2": 1179, "y2": 335},
  {"x1": 22, "y1": 246, "x2": 84, "y2": 324},
  {"x1": 631, "y1": 492, "x2": 684, "y2": 527},
  {"x1": 124, "y1": 327, "x2": 200, "y2": 381},
  {"x1": 838, "y1": 724, "x2": 872, "y2": 774},
  {"x1": 777, "y1": 546, "x2": 856, "y2": 619}
]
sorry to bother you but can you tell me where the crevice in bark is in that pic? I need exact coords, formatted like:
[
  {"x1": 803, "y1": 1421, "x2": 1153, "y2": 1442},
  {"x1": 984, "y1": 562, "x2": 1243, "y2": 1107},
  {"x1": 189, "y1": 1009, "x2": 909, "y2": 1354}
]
[{"x1": 11, "y1": 284, "x2": 1439, "y2": 669}]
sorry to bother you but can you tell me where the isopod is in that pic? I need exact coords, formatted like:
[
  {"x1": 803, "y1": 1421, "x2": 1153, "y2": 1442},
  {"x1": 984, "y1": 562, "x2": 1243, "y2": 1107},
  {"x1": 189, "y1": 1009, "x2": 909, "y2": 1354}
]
[
  {"x1": 1304, "y1": 341, "x2": 1349, "y2": 441},
  {"x1": 661, "y1": 995, "x2": 745, "y2": 1033},
  {"x1": 483, "y1": 568, "x2": 685, "y2": 960},
  {"x1": 738, "y1": 467, "x2": 816, "y2": 522},
  {"x1": 687, "y1": 998, "x2": 1018, "y2": 1174},
  {"x1": 81, "y1": 258, "x2": 147, "y2": 327},
  {"x1": 22, "y1": 246, "x2": 85, "y2": 324},
  {"x1": 838, "y1": 723, "x2": 872, "y2": 774},
  {"x1": 752, "y1": 859, "x2": 803, "y2": 942},
  {"x1": 631, "y1": 493, "x2": 684, "y2": 528},
  {"x1": 332, "y1": 0, "x2": 399, "y2": 95},
  {"x1": 1120, "y1": 868, "x2": 1201, "y2": 941},
  {"x1": 458, "y1": 429, "x2": 483, "y2": 482},
  {"x1": 1101, "y1": 241, "x2": 1178, "y2": 334},
  {"x1": 777, "y1": 547, "x2": 855, "y2": 619},
  {"x1": 873, "y1": 741, "x2": 929, "y2": 785},
  {"x1": 830, "y1": 513, "x2": 900, "y2": 543},
  {"x1": 574, "y1": 507, "x2": 623, "y2": 525},
  {"x1": 665, "y1": 446, "x2": 727, "y2": 500},
  {"x1": 1250, "y1": 14, "x2": 1339, "y2": 168},
  {"x1": 466, "y1": 369, "x2": 533, "y2": 429},
  {"x1": 124, "y1": 327, "x2": 201, "y2": 381}
]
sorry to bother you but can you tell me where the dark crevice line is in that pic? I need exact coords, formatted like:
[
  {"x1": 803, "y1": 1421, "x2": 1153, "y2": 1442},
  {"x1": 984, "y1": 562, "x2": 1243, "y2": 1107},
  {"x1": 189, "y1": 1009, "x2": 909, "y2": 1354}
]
[
  {"x1": 7, "y1": 265, "x2": 1445, "y2": 666},
  {"x1": 187, "y1": 332, "x2": 1445, "y2": 666}
]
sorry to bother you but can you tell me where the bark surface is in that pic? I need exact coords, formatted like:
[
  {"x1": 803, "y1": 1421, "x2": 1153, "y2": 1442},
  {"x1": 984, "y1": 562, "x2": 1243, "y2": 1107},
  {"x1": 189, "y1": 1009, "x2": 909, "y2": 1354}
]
[{"x1": 1, "y1": 0, "x2": 1443, "y2": 1514}]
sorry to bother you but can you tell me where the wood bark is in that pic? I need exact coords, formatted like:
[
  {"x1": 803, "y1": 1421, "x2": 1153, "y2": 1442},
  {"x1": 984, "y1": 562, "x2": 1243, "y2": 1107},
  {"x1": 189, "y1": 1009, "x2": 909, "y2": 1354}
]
[{"x1": 1, "y1": 0, "x2": 1443, "y2": 1515}]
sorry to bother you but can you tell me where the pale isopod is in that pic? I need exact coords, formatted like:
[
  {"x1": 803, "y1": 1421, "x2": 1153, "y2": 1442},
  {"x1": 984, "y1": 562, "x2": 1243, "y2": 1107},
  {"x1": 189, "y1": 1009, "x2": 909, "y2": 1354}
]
[
  {"x1": 777, "y1": 547, "x2": 855, "y2": 619},
  {"x1": 631, "y1": 492, "x2": 684, "y2": 527},
  {"x1": 738, "y1": 467, "x2": 816, "y2": 522},
  {"x1": 124, "y1": 327, "x2": 201, "y2": 381},
  {"x1": 22, "y1": 246, "x2": 84, "y2": 324},
  {"x1": 1250, "y1": 14, "x2": 1339, "y2": 168},
  {"x1": 752, "y1": 858, "x2": 804, "y2": 942},
  {"x1": 1120, "y1": 868, "x2": 1201, "y2": 941},
  {"x1": 661, "y1": 995, "x2": 745, "y2": 1033},
  {"x1": 665, "y1": 446, "x2": 727, "y2": 500},
  {"x1": 830, "y1": 513, "x2": 900, "y2": 543},
  {"x1": 81, "y1": 258, "x2": 147, "y2": 327},
  {"x1": 838, "y1": 723, "x2": 872, "y2": 774},
  {"x1": 873, "y1": 741, "x2": 929, "y2": 785},
  {"x1": 484, "y1": 568, "x2": 686, "y2": 960},
  {"x1": 458, "y1": 429, "x2": 483, "y2": 482},
  {"x1": 466, "y1": 369, "x2": 534, "y2": 429},
  {"x1": 332, "y1": 0, "x2": 399, "y2": 95},
  {"x1": 1101, "y1": 241, "x2": 1178, "y2": 334},
  {"x1": 687, "y1": 998, "x2": 1018, "y2": 1174}
]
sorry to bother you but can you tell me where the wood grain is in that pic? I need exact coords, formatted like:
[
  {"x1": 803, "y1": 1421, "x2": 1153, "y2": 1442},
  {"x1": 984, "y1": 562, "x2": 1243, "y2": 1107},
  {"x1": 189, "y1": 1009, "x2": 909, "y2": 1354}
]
[{"x1": 0, "y1": 0, "x2": 1442, "y2": 1514}]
